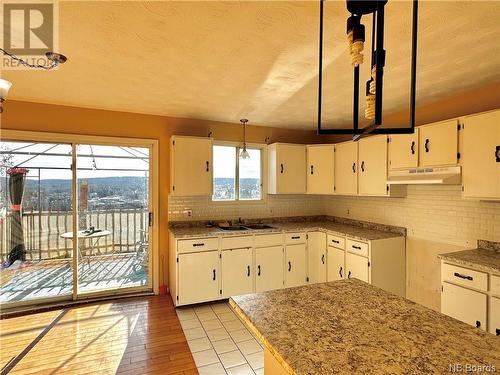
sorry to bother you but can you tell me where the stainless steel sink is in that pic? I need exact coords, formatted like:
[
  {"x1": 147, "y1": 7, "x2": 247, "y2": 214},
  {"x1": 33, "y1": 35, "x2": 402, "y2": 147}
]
[
  {"x1": 243, "y1": 224, "x2": 275, "y2": 230},
  {"x1": 218, "y1": 225, "x2": 248, "y2": 231}
]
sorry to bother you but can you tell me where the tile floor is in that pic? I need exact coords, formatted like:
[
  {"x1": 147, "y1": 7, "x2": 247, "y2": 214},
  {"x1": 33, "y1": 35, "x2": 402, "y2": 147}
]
[{"x1": 176, "y1": 301, "x2": 265, "y2": 375}]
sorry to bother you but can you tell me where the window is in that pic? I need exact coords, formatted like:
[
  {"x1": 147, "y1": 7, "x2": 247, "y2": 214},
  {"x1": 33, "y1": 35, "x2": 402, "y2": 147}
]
[{"x1": 212, "y1": 145, "x2": 262, "y2": 201}]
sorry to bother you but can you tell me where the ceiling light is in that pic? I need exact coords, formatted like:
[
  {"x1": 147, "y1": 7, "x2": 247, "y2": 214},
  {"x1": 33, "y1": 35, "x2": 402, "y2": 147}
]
[
  {"x1": 239, "y1": 119, "x2": 250, "y2": 159},
  {"x1": 0, "y1": 78, "x2": 12, "y2": 114},
  {"x1": 0, "y1": 48, "x2": 67, "y2": 70},
  {"x1": 317, "y1": 0, "x2": 419, "y2": 140}
]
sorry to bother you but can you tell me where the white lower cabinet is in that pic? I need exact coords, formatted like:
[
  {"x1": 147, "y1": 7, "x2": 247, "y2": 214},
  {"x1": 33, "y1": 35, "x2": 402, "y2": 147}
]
[
  {"x1": 326, "y1": 246, "x2": 345, "y2": 281},
  {"x1": 490, "y1": 297, "x2": 500, "y2": 336},
  {"x1": 440, "y1": 262, "x2": 499, "y2": 335},
  {"x1": 285, "y1": 244, "x2": 307, "y2": 288},
  {"x1": 441, "y1": 282, "x2": 487, "y2": 331},
  {"x1": 345, "y1": 252, "x2": 369, "y2": 283},
  {"x1": 255, "y1": 246, "x2": 284, "y2": 292},
  {"x1": 221, "y1": 247, "x2": 253, "y2": 298},
  {"x1": 307, "y1": 232, "x2": 327, "y2": 283},
  {"x1": 178, "y1": 251, "x2": 219, "y2": 305}
]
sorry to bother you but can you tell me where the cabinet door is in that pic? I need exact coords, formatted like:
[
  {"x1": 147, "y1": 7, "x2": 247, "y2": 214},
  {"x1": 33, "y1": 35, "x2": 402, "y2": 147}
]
[
  {"x1": 327, "y1": 246, "x2": 345, "y2": 282},
  {"x1": 277, "y1": 144, "x2": 306, "y2": 193},
  {"x1": 490, "y1": 297, "x2": 500, "y2": 336},
  {"x1": 285, "y1": 244, "x2": 307, "y2": 288},
  {"x1": 441, "y1": 282, "x2": 487, "y2": 331},
  {"x1": 178, "y1": 251, "x2": 219, "y2": 305},
  {"x1": 389, "y1": 130, "x2": 418, "y2": 169},
  {"x1": 334, "y1": 142, "x2": 358, "y2": 195},
  {"x1": 462, "y1": 110, "x2": 500, "y2": 199},
  {"x1": 419, "y1": 120, "x2": 458, "y2": 167},
  {"x1": 307, "y1": 145, "x2": 335, "y2": 194},
  {"x1": 221, "y1": 248, "x2": 253, "y2": 298},
  {"x1": 307, "y1": 232, "x2": 327, "y2": 284},
  {"x1": 345, "y1": 252, "x2": 369, "y2": 283},
  {"x1": 358, "y1": 136, "x2": 388, "y2": 196},
  {"x1": 171, "y1": 137, "x2": 212, "y2": 196},
  {"x1": 255, "y1": 246, "x2": 284, "y2": 292}
]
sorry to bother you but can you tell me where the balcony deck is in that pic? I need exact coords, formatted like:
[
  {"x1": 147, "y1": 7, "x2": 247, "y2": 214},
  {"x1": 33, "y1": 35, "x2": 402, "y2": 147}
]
[{"x1": 0, "y1": 253, "x2": 148, "y2": 304}]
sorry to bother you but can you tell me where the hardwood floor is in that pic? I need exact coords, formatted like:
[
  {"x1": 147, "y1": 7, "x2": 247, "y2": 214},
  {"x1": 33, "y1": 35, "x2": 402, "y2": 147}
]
[{"x1": 0, "y1": 296, "x2": 198, "y2": 375}]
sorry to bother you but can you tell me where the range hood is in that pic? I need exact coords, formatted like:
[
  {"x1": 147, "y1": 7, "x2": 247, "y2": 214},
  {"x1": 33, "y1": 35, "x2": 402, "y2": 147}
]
[{"x1": 387, "y1": 166, "x2": 461, "y2": 185}]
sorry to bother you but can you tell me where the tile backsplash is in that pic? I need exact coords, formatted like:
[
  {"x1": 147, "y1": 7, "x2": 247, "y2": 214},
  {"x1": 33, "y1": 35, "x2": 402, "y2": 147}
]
[
  {"x1": 169, "y1": 185, "x2": 500, "y2": 246},
  {"x1": 324, "y1": 185, "x2": 500, "y2": 246},
  {"x1": 168, "y1": 194, "x2": 325, "y2": 222}
]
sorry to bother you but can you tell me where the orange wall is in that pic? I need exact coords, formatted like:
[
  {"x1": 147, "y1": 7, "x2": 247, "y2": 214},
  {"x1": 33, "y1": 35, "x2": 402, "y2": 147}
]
[{"x1": 0, "y1": 100, "x2": 335, "y2": 288}]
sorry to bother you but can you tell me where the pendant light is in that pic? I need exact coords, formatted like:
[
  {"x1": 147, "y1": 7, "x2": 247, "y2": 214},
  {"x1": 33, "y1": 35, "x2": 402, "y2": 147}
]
[
  {"x1": 0, "y1": 78, "x2": 12, "y2": 113},
  {"x1": 239, "y1": 119, "x2": 250, "y2": 159}
]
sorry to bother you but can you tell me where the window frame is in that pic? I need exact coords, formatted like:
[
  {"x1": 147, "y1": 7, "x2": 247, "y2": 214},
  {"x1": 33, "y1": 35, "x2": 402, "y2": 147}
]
[{"x1": 211, "y1": 141, "x2": 266, "y2": 203}]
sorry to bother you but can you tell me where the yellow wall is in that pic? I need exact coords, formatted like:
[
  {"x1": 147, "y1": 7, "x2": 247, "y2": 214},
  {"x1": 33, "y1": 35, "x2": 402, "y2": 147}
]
[{"x1": 0, "y1": 100, "x2": 335, "y2": 288}]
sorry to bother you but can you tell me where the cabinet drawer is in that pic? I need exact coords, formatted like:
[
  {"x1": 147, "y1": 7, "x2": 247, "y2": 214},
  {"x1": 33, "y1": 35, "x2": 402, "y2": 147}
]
[
  {"x1": 178, "y1": 238, "x2": 219, "y2": 253},
  {"x1": 491, "y1": 275, "x2": 500, "y2": 296},
  {"x1": 220, "y1": 236, "x2": 253, "y2": 250},
  {"x1": 346, "y1": 239, "x2": 369, "y2": 257},
  {"x1": 327, "y1": 234, "x2": 345, "y2": 249},
  {"x1": 285, "y1": 232, "x2": 306, "y2": 245},
  {"x1": 255, "y1": 234, "x2": 283, "y2": 248},
  {"x1": 442, "y1": 263, "x2": 487, "y2": 292}
]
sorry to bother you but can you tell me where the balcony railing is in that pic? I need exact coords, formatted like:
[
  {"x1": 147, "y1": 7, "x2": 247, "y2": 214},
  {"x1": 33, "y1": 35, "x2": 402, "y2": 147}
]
[{"x1": 0, "y1": 208, "x2": 148, "y2": 262}]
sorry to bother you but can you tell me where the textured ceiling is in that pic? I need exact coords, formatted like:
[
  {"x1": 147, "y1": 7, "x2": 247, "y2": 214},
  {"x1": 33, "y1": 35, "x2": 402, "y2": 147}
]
[{"x1": 3, "y1": 1, "x2": 500, "y2": 129}]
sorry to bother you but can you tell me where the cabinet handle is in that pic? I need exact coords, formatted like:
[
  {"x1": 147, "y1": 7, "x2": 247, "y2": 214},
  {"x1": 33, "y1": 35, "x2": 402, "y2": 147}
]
[
  {"x1": 206, "y1": 161, "x2": 210, "y2": 172},
  {"x1": 475, "y1": 320, "x2": 481, "y2": 328},
  {"x1": 193, "y1": 243, "x2": 205, "y2": 247},
  {"x1": 347, "y1": 270, "x2": 351, "y2": 279},
  {"x1": 332, "y1": 239, "x2": 340, "y2": 244},
  {"x1": 212, "y1": 269, "x2": 216, "y2": 281},
  {"x1": 321, "y1": 254, "x2": 325, "y2": 264},
  {"x1": 424, "y1": 139, "x2": 430, "y2": 153},
  {"x1": 453, "y1": 272, "x2": 473, "y2": 281},
  {"x1": 352, "y1": 245, "x2": 362, "y2": 250},
  {"x1": 257, "y1": 265, "x2": 261, "y2": 276},
  {"x1": 247, "y1": 265, "x2": 251, "y2": 277},
  {"x1": 280, "y1": 163, "x2": 284, "y2": 174},
  {"x1": 352, "y1": 162, "x2": 356, "y2": 173},
  {"x1": 361, "y1": 161, "x2": 365, "y2": 172},
  {"x1": 410, "y1": 141, "x2": 416, "y2": 155},
  {"x1": 288, "y1": 261, "x2": 292, "y2": 272},
  {"x1": 339, "y1": 266, "x2": 343, "y2": 278},
  {"x1": 496, "y1": 146, "x2": 500, "y2": 162},
  {"x1": 310, "y1": 165, "x2": 314, "y2": 175},
  {"x1": 291, "y1": 236, "x2": 300, "y2": 240}
]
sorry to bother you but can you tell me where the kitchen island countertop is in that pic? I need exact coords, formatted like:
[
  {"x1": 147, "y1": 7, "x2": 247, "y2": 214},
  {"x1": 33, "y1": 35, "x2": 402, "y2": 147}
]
[{"x1": 229, "y1": 279, "x2": 500, "y2": 375}]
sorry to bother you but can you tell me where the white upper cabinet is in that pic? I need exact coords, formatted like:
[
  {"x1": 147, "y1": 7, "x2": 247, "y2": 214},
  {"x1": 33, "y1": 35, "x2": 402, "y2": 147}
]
[
  {"x1": 170, "y1": 136, "x2": 212, "y2": 196},
  {"x1": 389, "y1": 130, "x2": 419, "y2": 169},
  {"x1": 462, "y1": 110, "x2": 500, "y2": 200},
  {"x1": 334, "y1": 141, "x2": 358, "y2": 195},
  {"x1": 358, "y1": 136, "x2": 389, "y2": 196},
  {"x1": 306, "y1": 145, "x2": 335, "y2": 194},
  {"x1": 418, "y1": 120, "x2": 458, "y2": 167},
  {"x1": 268, "y1": 143, "x2": 306, "y2": 194}
]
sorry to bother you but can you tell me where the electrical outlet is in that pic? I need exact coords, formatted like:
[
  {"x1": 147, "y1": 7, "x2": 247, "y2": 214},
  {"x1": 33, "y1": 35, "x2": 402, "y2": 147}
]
[
  {"x1": 346, "y1": 209, "x2": 350, "y2": 215},
  {"x1": 183, "y1": 209, "x2": 192, "y2": 217}
]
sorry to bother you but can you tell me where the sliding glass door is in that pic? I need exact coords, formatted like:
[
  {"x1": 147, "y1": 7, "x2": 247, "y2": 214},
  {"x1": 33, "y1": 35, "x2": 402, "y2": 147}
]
[
  {"x1": 76, "y1": 144, "x2": 150, "y2": 295},
  {"x1": 0, "y1": 136, "x2": 154, "y2": 310},
  {"x1": 0, "y1": 141, "x2": 74, "y2": 306}
]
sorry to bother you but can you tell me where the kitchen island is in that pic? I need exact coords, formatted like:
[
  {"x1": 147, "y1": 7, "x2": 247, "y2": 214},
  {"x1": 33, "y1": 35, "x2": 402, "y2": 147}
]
[{"x1": 229, "y1": 279, "x2": 500, "y2": 374}]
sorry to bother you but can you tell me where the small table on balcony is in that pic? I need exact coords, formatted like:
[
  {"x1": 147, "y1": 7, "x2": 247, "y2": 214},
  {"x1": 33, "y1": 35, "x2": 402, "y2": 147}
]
[{"x1": 61, "y1": 230, "x2": 112, "y2": 265}]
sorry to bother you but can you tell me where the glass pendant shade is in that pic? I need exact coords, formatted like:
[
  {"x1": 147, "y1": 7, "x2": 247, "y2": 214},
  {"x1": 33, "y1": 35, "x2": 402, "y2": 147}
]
[
  {"x1": 0, "y1": 78, "x2": 12, "y2": 100},
  {"x1": 240, "y1": 147, "x2": 250, "y2": 159}
]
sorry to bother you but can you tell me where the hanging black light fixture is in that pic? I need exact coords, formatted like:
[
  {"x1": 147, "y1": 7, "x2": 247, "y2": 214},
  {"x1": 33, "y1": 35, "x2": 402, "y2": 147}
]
[{"x1": 317, "y1": 0, "x2": 419, "y2": 140}]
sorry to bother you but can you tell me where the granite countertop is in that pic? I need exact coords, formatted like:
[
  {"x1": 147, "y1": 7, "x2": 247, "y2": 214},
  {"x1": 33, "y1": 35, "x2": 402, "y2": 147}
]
[
  {"x1": 169, "y1": 220, "x2": 403, "y2": 241},
  {"x1": 229, "y1": 280, "x2": 500, "y2": 375},
  {"x1": 438, "y1": 248, "x2": 500, "y2": 275}
]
